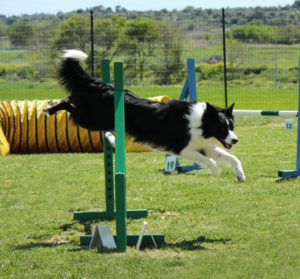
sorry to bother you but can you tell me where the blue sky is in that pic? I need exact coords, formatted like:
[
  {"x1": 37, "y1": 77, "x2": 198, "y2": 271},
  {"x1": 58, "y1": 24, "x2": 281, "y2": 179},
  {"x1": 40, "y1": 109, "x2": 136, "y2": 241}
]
[{"x1": 2, "y1": 0, "x2": 295, "y2": 16}]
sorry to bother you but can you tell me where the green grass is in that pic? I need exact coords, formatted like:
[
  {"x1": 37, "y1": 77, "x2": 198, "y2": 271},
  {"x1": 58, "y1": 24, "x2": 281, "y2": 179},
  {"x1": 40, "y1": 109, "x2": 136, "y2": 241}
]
[
  {"x1": 1, "y1": 116, "x2": 300, "y2": 278},
  {"x1": 0, "y1": 79, "x2": 298, "y2": 110},
  {"x1": 183, "y1": 43, "x2": 300, "y2": 70},
  {"x1": 0, "y1": 80, "x2": 65, "y2": 100},
  {"x1": 0, "y1": 42, "x2": 299, "y2": 110},
  {"x1": 246, "y1": 44, "x2": 300, "y2": 69},
  {"x1": 0, "y1": 50, "x2": 27, "y2": 62}
]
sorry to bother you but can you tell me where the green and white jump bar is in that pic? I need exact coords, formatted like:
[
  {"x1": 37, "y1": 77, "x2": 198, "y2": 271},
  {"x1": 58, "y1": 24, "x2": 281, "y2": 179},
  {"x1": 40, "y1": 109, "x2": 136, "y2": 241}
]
[
  {"x1": 233, "y1": 109, "x2": 299, "y2": 177},
  {"x1": 233, "y1": 110, "x2": 298, "y2": 116},
  {"x1": 234, "y1": 57, "x2": 300, "y2": 178}
]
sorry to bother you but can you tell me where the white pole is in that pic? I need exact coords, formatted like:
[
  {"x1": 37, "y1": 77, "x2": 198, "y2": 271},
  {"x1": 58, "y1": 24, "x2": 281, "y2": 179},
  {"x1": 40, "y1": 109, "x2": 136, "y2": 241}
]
[{"x1": 233, "y1": 110, "x2": 298, "y2": 116}]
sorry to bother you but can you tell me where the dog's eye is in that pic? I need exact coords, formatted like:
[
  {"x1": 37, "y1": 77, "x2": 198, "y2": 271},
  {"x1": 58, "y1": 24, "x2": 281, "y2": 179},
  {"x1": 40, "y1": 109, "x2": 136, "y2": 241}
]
[{"x1": 225, "y1": 118, "x2": 234, "y2": 130}]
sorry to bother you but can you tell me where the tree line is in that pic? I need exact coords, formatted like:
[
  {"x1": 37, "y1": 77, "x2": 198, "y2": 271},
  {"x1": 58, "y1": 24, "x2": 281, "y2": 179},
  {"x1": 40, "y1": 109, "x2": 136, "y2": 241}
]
[
  {"x1": 228, "y1": 20, "x2": 300, "y2": 44},
  {"x1": 2, "y1": 1, "x2": 300, "y2": 28},
  {"x1": 2, "y1": 15, "x2": 185, "y2": 85},
  {"x1": 2, "y1": 1, "x2": 300, "y2": 85},
  {"x1": 3, "y1": 0, "x2": 300, "y2": 47}
]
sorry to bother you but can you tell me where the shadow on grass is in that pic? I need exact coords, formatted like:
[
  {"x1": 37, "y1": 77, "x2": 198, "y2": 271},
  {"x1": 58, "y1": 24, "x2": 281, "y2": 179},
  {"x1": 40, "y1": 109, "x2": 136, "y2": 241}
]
[
  {"x1": 275, "y1": 176, "x2": 298, "y2": 183},
  {"x1": 13, "y1": 221, "x2": 230, "y2": 253},
  {"x1": 14, "y1": 241, "x2": 75, "y2": 250},
  {"x1": 13, "y1": 236, "x2": 231, "y2": 253},
  {"x1": 14, "y1": 222, "x2": 85, "y2": 251},
  {"x1": 159, "y1": 169, "x2": 196, "y2": 176},
  {"x1": 163, "y1": 236, "x2": 231, "y2": 251}
]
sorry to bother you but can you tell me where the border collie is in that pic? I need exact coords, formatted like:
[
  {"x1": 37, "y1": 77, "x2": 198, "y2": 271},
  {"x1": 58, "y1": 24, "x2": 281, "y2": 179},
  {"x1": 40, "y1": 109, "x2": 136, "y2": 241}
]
[{"x1": 43, "y1": 50, "x2": 245, "y2": 182}]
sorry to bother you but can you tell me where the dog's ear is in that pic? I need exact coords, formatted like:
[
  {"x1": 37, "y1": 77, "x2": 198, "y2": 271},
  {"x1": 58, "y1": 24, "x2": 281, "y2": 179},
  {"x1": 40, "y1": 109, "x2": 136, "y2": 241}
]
[
  {"x1": 225, "y1": 103, "x2": 234, "y2": 117},
  {"x1": 206, "y1": 102, "x2": 218, "y2": 113}
]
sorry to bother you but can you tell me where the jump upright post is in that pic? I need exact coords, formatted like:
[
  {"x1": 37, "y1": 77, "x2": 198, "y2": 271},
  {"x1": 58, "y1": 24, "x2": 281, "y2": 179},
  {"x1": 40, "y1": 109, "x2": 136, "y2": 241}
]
[
  {"x1": 165, "y1": 58, "x2": 203, "y2": 173},
  {"x1": 74, "y1": 60, "x2": 164, "y2": 251},
  {"x1": 278, "y1": 58, "x2": 300, "y2": 177},
  {"x1": 233, "y1": 57, "x2": 300, "y2": 178},
  {"x1": 234, "y1": 108, "x2": 299, "y2": 177},
  {"x1": 114, "y1": 62, "x2": 127, "y2": 250}
]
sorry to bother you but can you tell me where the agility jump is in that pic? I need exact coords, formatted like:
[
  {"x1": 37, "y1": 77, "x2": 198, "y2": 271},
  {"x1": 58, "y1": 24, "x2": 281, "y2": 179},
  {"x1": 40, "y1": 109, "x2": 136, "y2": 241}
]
[{"x1": 74, "y1": 60, "x2": 164, "y2": 251}]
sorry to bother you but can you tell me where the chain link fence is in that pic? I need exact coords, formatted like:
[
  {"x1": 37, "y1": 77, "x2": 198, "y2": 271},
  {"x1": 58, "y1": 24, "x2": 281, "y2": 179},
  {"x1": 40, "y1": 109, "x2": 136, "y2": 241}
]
[{"x1": 0, "y1": 7, "x2": 299, "y2": 110}]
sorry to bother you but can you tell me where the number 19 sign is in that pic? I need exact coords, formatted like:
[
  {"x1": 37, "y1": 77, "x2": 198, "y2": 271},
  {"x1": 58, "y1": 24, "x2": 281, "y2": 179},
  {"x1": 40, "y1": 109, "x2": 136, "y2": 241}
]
[{"x1": 165, "y1": 155, "x2": 177, "y2": 172}]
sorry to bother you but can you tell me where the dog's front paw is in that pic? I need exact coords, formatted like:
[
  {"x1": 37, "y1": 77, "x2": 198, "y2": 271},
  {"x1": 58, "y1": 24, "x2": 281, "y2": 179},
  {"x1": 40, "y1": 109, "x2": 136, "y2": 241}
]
[
  {"x1": 236, "y1": 168, "x2": 245, "y2": 182},
  {"x1": 42, "y1": 106, "x2": 50, "y2": 115},
  {"x1": 210, "y1": 166, "x2": 220, "y2": 177},
  {"x1": 42, "y1": 100, "x2": 58, "y2": 115}
]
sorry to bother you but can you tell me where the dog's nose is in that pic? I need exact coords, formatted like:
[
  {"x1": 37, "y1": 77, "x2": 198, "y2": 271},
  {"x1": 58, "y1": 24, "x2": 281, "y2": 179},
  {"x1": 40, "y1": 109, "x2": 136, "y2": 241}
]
[{"x1": 232, "y1": 139, "x2": 238, "y2": 144}]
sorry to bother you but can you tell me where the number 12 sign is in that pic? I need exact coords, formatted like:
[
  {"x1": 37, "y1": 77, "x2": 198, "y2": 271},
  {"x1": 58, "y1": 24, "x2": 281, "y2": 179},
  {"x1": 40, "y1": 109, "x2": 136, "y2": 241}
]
[{"x1": 285, "y1": 119, "x2": 294, "y2": 130}]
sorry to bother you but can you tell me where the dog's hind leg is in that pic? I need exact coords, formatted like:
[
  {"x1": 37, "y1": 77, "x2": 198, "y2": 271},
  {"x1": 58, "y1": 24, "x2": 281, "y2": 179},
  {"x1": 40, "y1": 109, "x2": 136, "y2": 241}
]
[
  {"x1": 203, "y1": 146, "x2": 245, "y2": 182},
  {"x1": 42, "y1": 97, "x2": 76, "y2": 115},
  {"x1": 180, "y1": 149, "x2": 220, "y2": 177}
]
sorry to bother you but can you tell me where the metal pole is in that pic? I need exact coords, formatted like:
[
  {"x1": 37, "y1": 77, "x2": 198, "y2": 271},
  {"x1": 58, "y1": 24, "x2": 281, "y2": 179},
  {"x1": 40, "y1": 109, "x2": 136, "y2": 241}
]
[
  {"x1": 222, "y1": 8, "x2": 228, "y2": 108},
  {"x1": 233, "y1": 110, "x2": 298, "y2": 116},
  {"x1": 278, "y1": 59, "x2": 300, "y2": 177},
  {"x1": 187, "y1": 58, "x2": 197, "y2": 101},
  {"x1": 90, "y1": 9, "x2": 95, "y2": 77},
  {"x1": 274, "y1": 40, "x2": 278, "y2": 88},
  {"x1": 102, "y1": 59, "x2": 114, "y2": 213},
  {"x1": 114, "y1": 62, "x2": 127, "y2": 251},
  {"x1": 296, "y1": 57, "x2": 300, "y2": 169}
]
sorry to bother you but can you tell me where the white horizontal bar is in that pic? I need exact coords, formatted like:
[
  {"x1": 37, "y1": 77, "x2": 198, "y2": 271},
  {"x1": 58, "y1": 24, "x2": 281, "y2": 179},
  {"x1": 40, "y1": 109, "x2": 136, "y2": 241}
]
[
  {"x1": 278, "y1": 111, "x2": 298, "y2": 116},
  {"x1": 233, "y1": 110, "x2": 298, "y2": 116}
]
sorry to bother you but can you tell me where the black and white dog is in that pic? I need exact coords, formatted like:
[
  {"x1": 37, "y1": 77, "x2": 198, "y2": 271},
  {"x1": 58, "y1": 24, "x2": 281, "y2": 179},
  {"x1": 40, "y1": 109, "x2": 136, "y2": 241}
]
[{"x1": 43, "y1": 50, "x2": 245, "y2": 182}]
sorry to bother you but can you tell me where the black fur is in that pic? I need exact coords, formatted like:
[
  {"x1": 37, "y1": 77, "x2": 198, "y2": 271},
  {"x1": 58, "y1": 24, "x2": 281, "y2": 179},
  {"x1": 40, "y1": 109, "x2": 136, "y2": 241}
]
[
  {"x1": 48, "y1": 58, "x2": 192, "y2": 154},
  {"x1": 42, "y1": 51, "x2": 245, "y2": 182}
]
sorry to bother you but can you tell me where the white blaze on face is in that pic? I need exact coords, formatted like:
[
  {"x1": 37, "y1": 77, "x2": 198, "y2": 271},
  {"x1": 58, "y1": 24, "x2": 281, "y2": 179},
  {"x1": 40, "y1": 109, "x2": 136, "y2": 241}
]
[
  {"x1": 225, "y1": 130, "x2": 238, "y2": 144},
  {"x1": 224, "y1": 119, "x2": 238, "y2": 144}
]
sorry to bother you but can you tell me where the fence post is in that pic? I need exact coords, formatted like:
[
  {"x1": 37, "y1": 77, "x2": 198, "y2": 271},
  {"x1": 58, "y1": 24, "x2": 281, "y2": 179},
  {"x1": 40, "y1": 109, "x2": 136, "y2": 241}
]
[
  {"x1": 222, "y1": 8, "x2": 228, "y2": 108},
  {"x1": 296, "y1": 57, "x2": 300, "y2": 170},
  {"x1": 90, "y1": 9, "x2": 95, "y2": 77}
]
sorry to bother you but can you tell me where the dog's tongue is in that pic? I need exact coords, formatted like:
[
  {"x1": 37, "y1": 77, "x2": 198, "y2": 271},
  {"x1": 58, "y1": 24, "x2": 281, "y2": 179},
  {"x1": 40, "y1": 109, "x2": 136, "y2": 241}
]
[{"x1": 223, "y1": 142, "x2": 232, "y2": 149}]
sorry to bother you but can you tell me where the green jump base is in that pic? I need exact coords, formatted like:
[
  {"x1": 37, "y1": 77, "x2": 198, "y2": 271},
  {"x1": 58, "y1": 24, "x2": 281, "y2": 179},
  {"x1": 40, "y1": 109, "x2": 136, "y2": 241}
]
[
  {"x1": 74, "y1": 209, "x2": 148, "y2": 221},
  {"x1": 278, "y1": 169, "x2": 300, "y2": 177},
  {"x1": 80, "y1": 234, "x2": 165, "y2": 247}
]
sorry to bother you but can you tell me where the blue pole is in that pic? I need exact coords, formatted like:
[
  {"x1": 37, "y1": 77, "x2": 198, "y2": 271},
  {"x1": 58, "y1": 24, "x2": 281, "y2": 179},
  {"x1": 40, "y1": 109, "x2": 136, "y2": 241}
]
[
  {"x1": 296, "y1": 57, "x2": 300, "y2": 170},
  {"x1": 278, "y1": 58, "x2": 300, "y2": 177},
  {"x1": 187, "y1": 58, "x2": 197, "y2": 101},
  {"x1": 179, "y1": 79, "x2": 188, "y2": 100}
]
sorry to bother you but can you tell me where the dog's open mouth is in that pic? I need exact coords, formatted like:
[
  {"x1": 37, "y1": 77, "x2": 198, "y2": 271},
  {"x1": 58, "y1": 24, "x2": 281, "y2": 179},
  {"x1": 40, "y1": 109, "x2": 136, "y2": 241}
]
[{"x1": 221, "y1": 141, "x2": 232, "y2": 149}]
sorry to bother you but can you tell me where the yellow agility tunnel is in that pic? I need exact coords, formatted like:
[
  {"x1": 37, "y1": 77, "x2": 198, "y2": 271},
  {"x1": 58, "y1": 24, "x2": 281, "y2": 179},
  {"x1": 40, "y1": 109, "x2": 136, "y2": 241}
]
[{"x1": 0, "y1": 96, "x2": 170, "y2": 156}]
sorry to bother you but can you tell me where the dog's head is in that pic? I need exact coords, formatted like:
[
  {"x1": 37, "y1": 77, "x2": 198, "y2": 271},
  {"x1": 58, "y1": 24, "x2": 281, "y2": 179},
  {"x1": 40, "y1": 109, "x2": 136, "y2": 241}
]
[{"x1": 202, "y1": 103, "x2": 238, "y2": 149}]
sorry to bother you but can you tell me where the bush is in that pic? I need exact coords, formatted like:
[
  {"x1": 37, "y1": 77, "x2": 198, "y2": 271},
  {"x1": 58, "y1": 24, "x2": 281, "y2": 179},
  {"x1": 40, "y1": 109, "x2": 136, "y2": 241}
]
[
  {"x1": 229, "y1": 23, "x2": 300, "y2": 45},
  {"x1": 0, "y1": 63, "x2": 40, "y2": 80},
  {"x1": 243, "y1": 65, "x2": 267, "y2": 75},
  {"x1": 8, "y1": 22, "x2": 34, "y2": 47},
  {"x1": 196, "y1": 62, "x2": 224, "y2": 80},
  {"x1": 288, "y1": 76, "x2": 298, "y2": 84},
  {"x1": 229, "y1": 24, "x2": 276, "y2": 43},
  {"x1": 202, "y1": 53, "x2": 223, "y2": 64}
]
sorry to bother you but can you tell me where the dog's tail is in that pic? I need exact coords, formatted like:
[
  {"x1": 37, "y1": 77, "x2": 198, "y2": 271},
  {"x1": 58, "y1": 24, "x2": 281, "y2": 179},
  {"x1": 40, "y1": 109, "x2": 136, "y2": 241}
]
[
  {"x1": 61, "y1": 49, "x2": 88, "y2": 61},
  {"x1": 58, "y1": 49, "x2": 91, "y2": 94}
]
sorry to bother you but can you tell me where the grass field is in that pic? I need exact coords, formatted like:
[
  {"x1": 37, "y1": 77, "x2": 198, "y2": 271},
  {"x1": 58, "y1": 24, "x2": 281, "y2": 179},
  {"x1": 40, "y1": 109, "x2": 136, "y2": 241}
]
[
  {"x1": 1, "y1": 43, "x2": 300, "y2": 278},
  {"x1": 1, "y1": 115, "x2": 300, "y2": 278},
  {"x1": 0, "y1": 79, "x2": 298, "y2": 111},
  {"x1": 1, "y1": 41, "x2": 300, "y2": 111}
]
